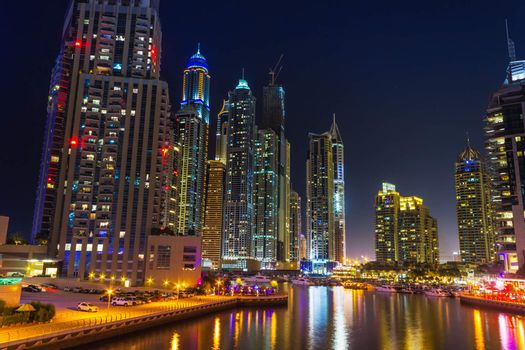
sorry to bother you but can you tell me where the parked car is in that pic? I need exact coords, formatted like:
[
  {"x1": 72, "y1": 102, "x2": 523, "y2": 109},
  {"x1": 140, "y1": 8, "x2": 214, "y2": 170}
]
[
  {"x1": 63, "y1": 286, "x2": 72, "y2": 292},
  {"x1": 77, "y1": 302, "x2": 98, "y2": 312},
  {"x1": 111, "y1": 297, "x2": 134, "y2": 307},
  {"x1": 22, "y1": 286, "x2": 40, "y2": 292},
  {"x1": 72, "y1": 287, "x2": 82, "y2": 293}
]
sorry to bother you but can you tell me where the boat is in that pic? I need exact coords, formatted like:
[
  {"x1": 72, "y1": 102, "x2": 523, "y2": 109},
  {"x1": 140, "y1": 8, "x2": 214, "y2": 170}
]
[
  {"x1": 375, "y1": 285, "x2": 397, "y2": 293},
  {"x1": 424, "y1": 288, "x2": 451, "y2": 297},
  {"x1": 243, "y1": 273, "x2": 270, "y2": 284},
  {"x1": 398, "y1": 287, "x2": 415, "y2": 294},
  {"x1": 292, "y1": 277, "x2": 314, "y2": 286}
]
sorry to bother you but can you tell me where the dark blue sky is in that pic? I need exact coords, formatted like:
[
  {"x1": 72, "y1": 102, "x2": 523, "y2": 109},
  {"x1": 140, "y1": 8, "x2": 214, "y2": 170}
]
[{"x1": 0, "y1": 0, "x2": 523, "y2": 260}]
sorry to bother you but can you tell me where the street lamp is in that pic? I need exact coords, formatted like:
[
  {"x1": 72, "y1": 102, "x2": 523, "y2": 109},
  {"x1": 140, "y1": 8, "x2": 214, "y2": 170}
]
[
  {"x1": 107, "y1": 289, "x2": 113, "y2": 309},
  {"x1": 146, "y1": 277, "x2": 153, "y2": 288}
]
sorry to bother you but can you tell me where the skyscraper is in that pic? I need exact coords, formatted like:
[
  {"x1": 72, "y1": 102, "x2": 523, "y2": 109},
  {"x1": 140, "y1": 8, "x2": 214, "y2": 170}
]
[
  {"x1": 375, "y1": 183, "x2": 439, "y2": 266},
  {"x1": 306, "y1": 132, "x2": 334, "y2": 261},
  {"x1": 330, "y1": 115, "x2": 346, "y2": 264},
  {"x1": 174, "y1": 47, "x2": 210, "y2": 235},
  {"x1": 253, "y1": 129, "x2": 280, "y2": 268},
  {"x1": 455, "y1": 143, "x2": 495, "y2": 264},
  {"x1": 32, "y1": 0, "x2": 172, "y2": 284},
  {"x1": 202, "y1": 160, "x2": 225, "y2": 269},
  {"x1": 484, "y1": 26, "x2": 525, "y2": 271},
  {"x1": 222, "y1": 78, "x2": 256, "y2": 264},
  {"x1": 289, "y1": 190, "x2": 302, "y2": 262}
]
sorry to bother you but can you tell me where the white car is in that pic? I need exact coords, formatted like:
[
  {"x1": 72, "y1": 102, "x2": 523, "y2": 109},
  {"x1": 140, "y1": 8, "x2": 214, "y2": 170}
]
[
  {"x1": 111, "y1": 297, "x2": 133, "y2": 306},
  {"x1": 77, "y1": 302, "x2": 98, "y2": 312}
]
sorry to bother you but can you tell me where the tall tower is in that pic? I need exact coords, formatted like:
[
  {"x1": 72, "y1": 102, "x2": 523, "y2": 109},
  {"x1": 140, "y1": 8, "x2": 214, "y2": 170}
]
[
  {"x1": 375, "y1": 183, "x2": 400, "y2": 264},
  {"x1": 306, "y1": 132, "x2": 334, "y2": 261},
  {"x1": 174, "y1": 47, "x2": 210, "y2": 236},
  {"x1": 32, "y1": 0, "x2": 172, "y2": 284},
  {"x1": 330, "y1": 115, "x2": 346, "y2": 264},
  {"x1": 455, "y1": 143, "x2": 495, "y2": 264},
  {"x1": 261, "y1": 57, "x2": 290, "y2": 263},
  {"x1": 484, "y1": 23, "x2": 525, "y2": 271},
  {"x1": 222, "y1": 77, "x2": 256, "y2": 263},
  {"x1": 253, "y1": 129, "x2": 280, "y2": 268},
  {"x1": 289, "y1": 190, "x2": 302, "y2": 262},
  {"x1": 202, "y1": 160, "x2": 225, "y2": 269}
]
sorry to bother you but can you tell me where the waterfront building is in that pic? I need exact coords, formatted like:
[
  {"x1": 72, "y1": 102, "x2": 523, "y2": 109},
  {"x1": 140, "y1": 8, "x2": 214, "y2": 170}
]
[
  {"x1": 330, "y1": 115, "x2": 346, "y2": 264},
  {"x1": 484, "y1": 29, "x2": 525, "y2": 272},
  {"x1": 32, "y1": 0, "x2": 172, "y2": 285},
  {"x1": 0, "y1": 216, "x2": 8, "y2": 245},
  {"x1": 253, "y1": 129, "x2": 280, "y2": 268},
  {"x1": 261, "y1": 66, "x2": 291, "y2": 263},
  {"x1": 375, "y1": 183, "x2": 439, "y2": 266},
  {"x1": 289, "y1": 190, "x2": 302, "y2": 262},
  {"x1": 145, "y1": 234, "x2": 202, "y2": 288},
  {"x1": 202, "y1": 160, "x2": 225, "y2": 269},
  {"x1": 306, "y1": 132, "x2": 334, "y2": 262},
  {"x1": 222, "y1": 78, "x2": 256, "y2": 263},
  {"x1": 455, "y1": 143, "x2": 496, "y2": 264}
]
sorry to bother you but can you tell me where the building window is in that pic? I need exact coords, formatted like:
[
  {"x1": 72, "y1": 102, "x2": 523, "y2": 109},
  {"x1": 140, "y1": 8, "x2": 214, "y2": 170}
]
[
  {"x1": 183, "y1": 255, "x2": 196, "y2": 262},
  {"x1": 183, "y1": 246, "x2": 197, "y2": 253},
  {"x1": 156, "y1": 245, "x2": 170, "y2": 269}
]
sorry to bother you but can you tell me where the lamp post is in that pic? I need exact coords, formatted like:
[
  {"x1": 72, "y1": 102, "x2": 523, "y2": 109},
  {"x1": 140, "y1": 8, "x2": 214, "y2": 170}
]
[{"x1": 107, "y1": 289, "x2": 113, "y2": 309}]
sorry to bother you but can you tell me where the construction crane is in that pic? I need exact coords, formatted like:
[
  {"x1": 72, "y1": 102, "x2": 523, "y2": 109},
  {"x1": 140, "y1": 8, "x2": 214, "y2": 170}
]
[{"x1": 269, "y1": 54, "x2": 284, "y2": 86}]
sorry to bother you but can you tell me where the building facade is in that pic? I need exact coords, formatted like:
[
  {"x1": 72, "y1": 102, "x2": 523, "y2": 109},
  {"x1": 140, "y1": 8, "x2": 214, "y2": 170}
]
[
  {"x1": 330, "y1": 116, "x2": 346, "y2": 264},
  {"x1": 222, "y1": 78, "x2": 256, "y2": 262},
  {"x1": 253, "y1": 129, "x2": 280, "y2": 268},
  {"x1": 202, "y1": 160, "x2": 225, "y2": 269},
  {"x1": 174, "y1": 49, "x2": 210, "y2": 236},
  {"x1": 484, "y1": 46, "x2": 525, "y2": 271},
  {"x1": 306, "y1": 132, "x2": 334, "y2": 261},
  {"x1": 215, "y1": 100, "x2": 229, "y2": 164},
  {"x1": 289, "y1": 190, "x2": 302, "y2": 262},
  {"x1": 32, "y1": 0, "x2": 172, "y2": 285},
  {"x1": 375, "y1": 183, "x2": 439, "y2": 266},
  {"x1": 455, "y1": 144, "x2": 496, "y2": 264}
]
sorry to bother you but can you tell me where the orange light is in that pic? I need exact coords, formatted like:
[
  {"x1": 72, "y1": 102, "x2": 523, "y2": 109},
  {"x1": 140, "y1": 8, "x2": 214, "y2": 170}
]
[
  {"x1": 74, "y1": 40, "x2": 81, "y2": 48},
  {"x1": 70, "y1": 138, "x2": 78, "y2": 147}
]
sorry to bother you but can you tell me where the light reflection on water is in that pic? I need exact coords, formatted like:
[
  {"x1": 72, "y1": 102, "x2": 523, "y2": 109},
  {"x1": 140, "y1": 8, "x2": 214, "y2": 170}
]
[{"x1": 82, "y1": 286, "x2": 525, "y2": 350}]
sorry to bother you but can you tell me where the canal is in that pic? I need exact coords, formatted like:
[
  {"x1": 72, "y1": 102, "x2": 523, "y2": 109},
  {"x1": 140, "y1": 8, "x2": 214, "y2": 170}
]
[{"x1": 81, "y1": 285, "x2": 525, "y2": 349}]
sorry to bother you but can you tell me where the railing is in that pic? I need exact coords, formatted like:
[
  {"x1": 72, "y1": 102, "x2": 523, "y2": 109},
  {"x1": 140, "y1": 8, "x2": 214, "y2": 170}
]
[{"x1": 0, "y1": 297, "x2": 239, "y2": 348}]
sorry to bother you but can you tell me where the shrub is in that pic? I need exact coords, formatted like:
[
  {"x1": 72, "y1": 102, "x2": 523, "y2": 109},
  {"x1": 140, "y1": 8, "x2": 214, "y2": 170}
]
[{"x1": 0, "y1": 299, "x2": 5, "y2": 313}]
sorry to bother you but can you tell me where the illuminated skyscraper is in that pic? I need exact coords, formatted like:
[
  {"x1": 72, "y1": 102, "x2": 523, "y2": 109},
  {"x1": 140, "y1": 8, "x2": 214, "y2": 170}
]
[
  {"x1": 202, "y1": 160, "x2": 225, "y2": 269},
  {"x1": 375, "y1": 183, "x2": 439, "y2": 265},
  {"x1": 32, "y1": 0, "x2": 172, "y2": 284},
  {"x1": 222, "y1": 78, "x2": 256, "y2": 263},
  {"x1": 306, "y1": 132, "x2": 334, "y2": 261},
  {"x1": 455, "y1": 143, "x2": 495, "y2": 264},
  {"x1": 330, "y1": 115, "x2": 346, "y2": 264},
  {"x1": 253, "y1": 129, "x2": 280, "y2": 267},
  {"x1": 484, "y1": 24, "x2": 525, "y2": 271},
  {"x1": 289, "y1": 190, "x2": 302, "y2": 262},
  {"x1": 174, "y1": 47, "x2": 210, "y2": 235}
]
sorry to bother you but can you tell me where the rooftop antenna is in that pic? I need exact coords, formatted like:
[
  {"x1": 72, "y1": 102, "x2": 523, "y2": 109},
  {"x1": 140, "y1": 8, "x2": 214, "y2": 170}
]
[
  {"x1": 269, "y1": 54, "x2": 284, "y2": 85},
  {"x1": 241, "y1": 67, "x2": 245, "y2": 80},
  {"x1": 466, "y1": 131, "x2": 470, "y2": 148},
  {"x1": 506, "y1": 19, "x2": 516, "y2": 61},
  {"x1": 197, "y1": 42, "x2": 201, "y2": 54}
]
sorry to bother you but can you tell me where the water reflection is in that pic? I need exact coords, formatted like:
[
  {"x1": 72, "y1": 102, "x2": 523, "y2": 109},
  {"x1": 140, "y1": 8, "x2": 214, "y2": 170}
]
[{"x1": 85, "y1": 287, "x2": 525, "y2": 350}]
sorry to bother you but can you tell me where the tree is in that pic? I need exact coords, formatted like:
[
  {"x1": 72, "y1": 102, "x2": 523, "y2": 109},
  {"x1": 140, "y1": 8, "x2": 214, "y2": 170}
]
[{"x1": 6, "y1": 232, "x2": 28, "y2": 245}]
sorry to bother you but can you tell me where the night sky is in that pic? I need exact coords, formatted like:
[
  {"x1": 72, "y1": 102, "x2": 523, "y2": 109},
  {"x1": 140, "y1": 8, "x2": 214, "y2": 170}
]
[{"x1": 0, "y1": 0, "x2": 523, "y2": 260}]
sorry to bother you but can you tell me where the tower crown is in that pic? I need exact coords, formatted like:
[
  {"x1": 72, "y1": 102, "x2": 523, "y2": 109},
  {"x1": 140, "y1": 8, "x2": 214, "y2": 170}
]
[{"x1": 187, "y1": 44, "x2": 208, "y2": 71}]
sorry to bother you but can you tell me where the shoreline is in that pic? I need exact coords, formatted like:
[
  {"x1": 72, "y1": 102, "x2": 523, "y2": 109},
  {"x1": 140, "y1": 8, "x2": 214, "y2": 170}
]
[
  {"x1": 459, "y1": 294, "x2": 525, "y2": 315},
  {"x1": 0, "y1": 295, "x2": 288, "y2": 350}
]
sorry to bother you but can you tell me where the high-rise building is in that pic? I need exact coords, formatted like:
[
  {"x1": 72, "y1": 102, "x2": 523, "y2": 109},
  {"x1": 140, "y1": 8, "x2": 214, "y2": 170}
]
[
  {"x1": 455, "y1": 143, "x2": 495, "y2": 264},
  {"x1": 261, "y1": 67, "x2": 291, "y2": 263},
  {"x1": 253, "y1": 129, "x2": 280, "y2": 267},
  {"x1": 202, "y1": 160, "x2": 225, "y2": 269},
  {"x1": 375, "y1": 183, "x2": 439, "y2": 266},
  {"x1": 306, "y1": 132, "x2": 334, "y2": 261},
  {"x1": 32, "y1": 0, "x2": 172, "y2": 284},
  {"x1": 330, "y1": 115, "x2": 346, "y2": 264},
  {"x1": 375, "y1": 183, "x2": 400, "y2": 264},
  {"x1": 174, "y1": 48, "x2": 210, "y2": 236},
  {"x1": 222, "y1": 78, "x2": 256, "y2": 263},
  {"x1": 289, "y1": 190, "x2": 302, "y2": 262},
  {"x1": 484, "y1": 27, "x2": 525, "y2": 271},
  {"x1": 215, "y1": 100, "x2": 229, "y2": 164}
]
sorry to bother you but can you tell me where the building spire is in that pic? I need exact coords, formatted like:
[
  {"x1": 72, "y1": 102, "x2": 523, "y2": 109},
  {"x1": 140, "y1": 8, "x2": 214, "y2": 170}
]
[
  {"x1": 241, "y1": 67, "x2": 245, "y2": 80},
  {"x1": 506, "y1": 19, "x2": 516, "y2": 61},
  {"x1": 330, "y1": 113, "x2": 343, "y2": 143},
  {"x1": 466, "y1": 131, "x2": 470, "y2": 148},
  {"x1": 197, "y1": 42, "x2": 201, "y2": 55}
]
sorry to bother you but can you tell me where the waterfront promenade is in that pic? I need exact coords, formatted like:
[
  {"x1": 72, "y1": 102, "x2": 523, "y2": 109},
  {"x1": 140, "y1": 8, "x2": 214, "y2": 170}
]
[{"x1": 0, "y1": 294, "x2": 287, "y2": 350}]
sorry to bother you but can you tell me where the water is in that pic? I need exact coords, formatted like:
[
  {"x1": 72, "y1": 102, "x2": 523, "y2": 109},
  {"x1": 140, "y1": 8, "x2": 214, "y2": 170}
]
[{"x1": 83, "y1": 286, "x2": 525, "y2": 350}]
